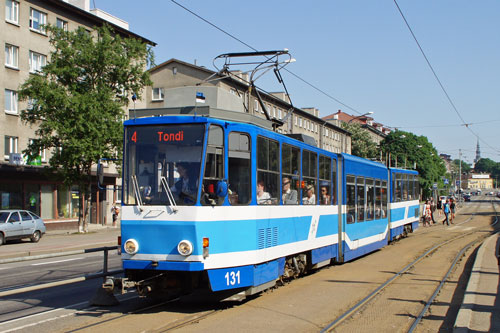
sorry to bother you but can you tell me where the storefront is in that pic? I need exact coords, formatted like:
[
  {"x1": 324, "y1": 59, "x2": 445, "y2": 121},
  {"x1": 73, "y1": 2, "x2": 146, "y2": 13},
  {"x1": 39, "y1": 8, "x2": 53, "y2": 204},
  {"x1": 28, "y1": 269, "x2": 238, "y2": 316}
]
[{"x1": 0, "y1": 163, "x2": 118, "y2": 229}]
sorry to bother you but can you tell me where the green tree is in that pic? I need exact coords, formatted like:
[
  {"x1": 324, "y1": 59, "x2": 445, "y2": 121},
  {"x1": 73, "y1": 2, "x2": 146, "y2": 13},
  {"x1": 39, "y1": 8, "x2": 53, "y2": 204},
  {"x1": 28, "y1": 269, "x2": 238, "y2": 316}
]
[
  {"x1": 474, "y1": 158, "x2": 496, "y2": 174},
  {"x1": 380, "y1": 130, "x2": 446, "y2": 198},
  {"x1": 451, "y1": 159, "x2": 471, "y2": 174},
  {"x1": 342, "y1": 122, "x2": 378, "y2": 159},
  {"x1": 19, "y1": 24, "x2": 153, "y2": 232}
]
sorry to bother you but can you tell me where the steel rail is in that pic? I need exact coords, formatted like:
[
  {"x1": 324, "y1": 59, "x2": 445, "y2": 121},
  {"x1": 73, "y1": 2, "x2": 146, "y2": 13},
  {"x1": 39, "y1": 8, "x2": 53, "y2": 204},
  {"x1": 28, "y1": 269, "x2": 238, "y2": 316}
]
[
  {"x1": 408, "y1": 199, "x2": 499, "y2": 332},
  {"x1": 320, "y1": 199, "x2": 485, "y2": 332}
]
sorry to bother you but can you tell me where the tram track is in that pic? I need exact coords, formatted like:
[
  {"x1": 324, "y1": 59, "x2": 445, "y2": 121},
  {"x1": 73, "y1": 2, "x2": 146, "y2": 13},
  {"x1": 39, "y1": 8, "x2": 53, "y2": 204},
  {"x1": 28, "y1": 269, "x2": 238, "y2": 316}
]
[{"x1": 321, "y1": 198, "x2": 499, "y2": 332}]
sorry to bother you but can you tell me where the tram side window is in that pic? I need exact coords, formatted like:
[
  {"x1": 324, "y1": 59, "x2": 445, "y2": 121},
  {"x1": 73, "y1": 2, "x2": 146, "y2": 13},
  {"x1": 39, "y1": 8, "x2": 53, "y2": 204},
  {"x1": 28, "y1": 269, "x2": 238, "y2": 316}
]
[
  {"x1": 375, "y1": 179, "x2": 382, "y2": 219},
  {"x1": 332, "y1": 160, "x2": 337, "y2": 205},
  {"x1": 202, "y1": 125, "x2": 224, "y2": 206},
  {"x1": 381, "y1": 180, "x2": 388, "y2": 217},
  {"x1": 408, "y1": 175, "x2": 414, "y2": 200},
  {"x1": 257, "y1": 136, "x2": 279, "y2": 205},
  {"x1": 415, "y1": 177, "x2": 420, "y2": 200},
  {"x1": 319, "y1": 155, "x2": 331, "y2": 205},
  {"x1": 281, "y1": 144, "x2": 300, "y2": 205},
  {"x1": 228, "y1": 132, "x2": 251, "y2": 205},
  {"x1": 302, "y1": 150, "x2": 317, "y2": 205},
  {"x1": 366, "y1": 178, "x2": 374, "y2": 221},
  {"x1": 402, "y1": 174, "x2": 408, "y2": 201},
  {"x1": 395, "y1": 173, "x2": 402, "y2": 202},
  {"x1": 357, "y1": 176, "x2": 365, "y2": 222},
  {"x1": 346, "y1": 175, "x2": 356, "y2": 223}
]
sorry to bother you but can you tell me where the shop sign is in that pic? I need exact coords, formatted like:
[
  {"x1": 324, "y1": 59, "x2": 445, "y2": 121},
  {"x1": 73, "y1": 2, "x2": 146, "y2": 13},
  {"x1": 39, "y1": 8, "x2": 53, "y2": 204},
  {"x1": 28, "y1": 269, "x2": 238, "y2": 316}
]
[{"x1": 9, "y1": 153, "x2": 24, "y2": 165}]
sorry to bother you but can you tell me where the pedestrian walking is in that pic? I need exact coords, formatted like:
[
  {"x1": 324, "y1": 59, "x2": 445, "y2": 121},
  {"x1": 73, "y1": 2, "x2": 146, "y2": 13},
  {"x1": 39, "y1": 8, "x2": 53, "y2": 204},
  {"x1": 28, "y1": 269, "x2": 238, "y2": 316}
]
[
  {"x1": 423, "y1": 200, "x2": 432, "y2": 227},
  {"x1": 450, "y1": 198, "x2": 456, "y2": 223},
  {"x1": 437, "y1": 198, "x2": 442, "y2": 217},
  {"x1": 442, "y1": 199, "x2": 450, "y2": 226},
  {"x1": 430, "y1": 198, "x2": 436, "y2": 224},
  {"x1": 111, "y1": 203, "x2": 120, "y2": 227}
]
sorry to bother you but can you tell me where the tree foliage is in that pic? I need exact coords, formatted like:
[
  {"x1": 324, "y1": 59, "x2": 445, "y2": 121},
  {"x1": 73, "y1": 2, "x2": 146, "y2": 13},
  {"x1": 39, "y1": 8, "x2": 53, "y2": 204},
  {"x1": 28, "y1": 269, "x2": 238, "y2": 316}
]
[
  {"x1": 380, "y1": 130, "x2": 446, "y2": 198},
  {"x1": 451, "y1": 159, "x2": 471, "y2": 174},
  {"x1": 342, "y1": 122, "x2": 378, "y2": 159},
  {"x1": 19, "y1": 24, "x2": 153, "y2": 231}
]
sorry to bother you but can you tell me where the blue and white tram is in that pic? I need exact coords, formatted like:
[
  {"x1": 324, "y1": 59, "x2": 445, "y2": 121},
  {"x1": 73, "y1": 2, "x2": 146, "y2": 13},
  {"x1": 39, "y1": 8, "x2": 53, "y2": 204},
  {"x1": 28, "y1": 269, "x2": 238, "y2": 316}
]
[
  {"x1": 114, "y1": 112, "x2": 419, "y2": 298},
  {"x1": 388, "y1": 168, "x2": 420, "y2": 240}
]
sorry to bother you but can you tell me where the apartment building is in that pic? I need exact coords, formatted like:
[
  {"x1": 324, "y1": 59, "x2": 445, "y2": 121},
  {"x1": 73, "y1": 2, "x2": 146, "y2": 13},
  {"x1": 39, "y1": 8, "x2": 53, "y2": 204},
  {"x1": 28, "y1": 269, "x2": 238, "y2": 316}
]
[
  {"x1": 139, "y1": 58, "x2": 350, "y2": 153},
  {"x1": 1, "y1": 0, "x2": 154, "y2": 227}
]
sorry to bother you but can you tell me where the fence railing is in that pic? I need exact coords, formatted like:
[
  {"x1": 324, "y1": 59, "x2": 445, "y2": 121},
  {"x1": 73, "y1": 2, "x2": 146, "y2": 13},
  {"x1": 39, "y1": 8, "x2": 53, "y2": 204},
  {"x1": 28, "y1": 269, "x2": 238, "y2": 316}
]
[{"x1": 0, "y1": 246, "x2": 123, "y2": 298}]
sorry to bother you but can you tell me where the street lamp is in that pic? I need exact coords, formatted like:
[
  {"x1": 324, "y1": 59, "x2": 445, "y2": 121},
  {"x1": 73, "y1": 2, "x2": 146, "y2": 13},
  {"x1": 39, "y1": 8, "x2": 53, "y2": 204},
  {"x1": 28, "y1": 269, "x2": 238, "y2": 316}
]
[{"x1": 348, "y1": 111, "x2": 374, "y2": 124}]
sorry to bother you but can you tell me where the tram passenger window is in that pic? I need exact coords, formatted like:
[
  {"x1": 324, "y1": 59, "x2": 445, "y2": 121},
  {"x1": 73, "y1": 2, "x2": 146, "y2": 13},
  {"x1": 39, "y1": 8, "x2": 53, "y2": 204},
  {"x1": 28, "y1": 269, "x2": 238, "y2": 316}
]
[
  {"x1": 257, "y1": 136, "x2": 279, "y2": 205},
  {"x1": 302, "y1": 150, "x2": 317, "y2": 205},
  {"x1": 281, "y1": 144, "x2": 300, "y2": 205},
  {"x1": 402, "y1": 174, "x2": 408, "y2": 201},
  {"x1": 228, "y1": 132, "x2": 251, "y2": 205},
  {"x1": 375, "y1": 179, "x2": 382, "y2": 219},
  {"x1": 346, "y1": 175, "x2": 355, "y2": 223},
  {"x1": 332, "y1": 160, "x2": 337, "y2": 205},
  {"x1": 366, "y1": 178, "x2": 374, "y2": 221},
  {"x1": 319, "y1": 155, "x2": 331, "y2": 205},
  {"x1": 408, "y1": 175, "x2": 414, "y2": 200},
  {"x1": 202, "y1": 125, "x2": 224, "y2": 206},
  {"x1": 381, "y1": 180, "x2": 388, "y2": 218},
  {"x1": 356, "y1": 176, "x2": 365, "y2": 222},
  {"x1": 395, "y1": 174, "x2": 402, "y2": 202}
]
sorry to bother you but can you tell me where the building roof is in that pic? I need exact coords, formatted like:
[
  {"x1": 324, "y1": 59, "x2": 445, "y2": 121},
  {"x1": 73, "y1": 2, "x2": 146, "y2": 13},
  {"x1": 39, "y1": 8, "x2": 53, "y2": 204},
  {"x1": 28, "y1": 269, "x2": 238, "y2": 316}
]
[
  {"x1": 149, "y1": 58, "x2": 351, "y2": 135},
  {"x1": 46, "y1": 0, "x2": 156, "y2": 45}
]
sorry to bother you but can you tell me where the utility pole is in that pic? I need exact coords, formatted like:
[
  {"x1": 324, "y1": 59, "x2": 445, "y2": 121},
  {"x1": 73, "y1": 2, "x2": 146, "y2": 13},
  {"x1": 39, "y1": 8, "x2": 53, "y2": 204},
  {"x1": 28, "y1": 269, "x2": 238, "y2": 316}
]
[{"x1": 459, "y1": 149, "x2": 462, "y2": 201}]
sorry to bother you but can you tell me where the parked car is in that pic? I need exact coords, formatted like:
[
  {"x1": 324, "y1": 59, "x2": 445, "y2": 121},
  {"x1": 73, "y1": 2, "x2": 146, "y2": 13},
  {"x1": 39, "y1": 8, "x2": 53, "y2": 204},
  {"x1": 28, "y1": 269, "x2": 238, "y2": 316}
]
[
  {"x1": 0, "y1": 210, "x2": 46, "y2": 246},
  {"x1": 463, "y1": 194, "x2": 471, "y2": 202}
]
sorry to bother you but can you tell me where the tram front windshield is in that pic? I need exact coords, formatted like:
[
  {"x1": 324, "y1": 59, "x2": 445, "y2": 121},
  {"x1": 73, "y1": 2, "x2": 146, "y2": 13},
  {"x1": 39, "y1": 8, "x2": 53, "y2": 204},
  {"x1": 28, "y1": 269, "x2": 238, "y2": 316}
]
[{"x1": 124, "y1": 124, "x2": 204, "y2": 206}]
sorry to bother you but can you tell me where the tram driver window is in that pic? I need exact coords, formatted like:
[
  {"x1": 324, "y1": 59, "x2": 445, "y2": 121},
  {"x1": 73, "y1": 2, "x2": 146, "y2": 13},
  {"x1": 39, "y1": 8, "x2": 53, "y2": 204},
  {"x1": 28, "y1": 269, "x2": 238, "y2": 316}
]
[
  {"x1": 228, "y1": 132, "x2": 251, "y2": 205},
  {"x1": 202, "y1": 125, "x2": 224, "y2": 206}
]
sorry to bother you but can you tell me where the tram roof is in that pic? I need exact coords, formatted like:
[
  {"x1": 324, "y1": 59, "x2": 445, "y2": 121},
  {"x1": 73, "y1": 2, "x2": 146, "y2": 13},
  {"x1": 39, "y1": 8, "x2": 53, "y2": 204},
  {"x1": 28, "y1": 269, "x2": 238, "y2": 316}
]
[{"x1": 125, "y1": 106, "x2": 273, "y2": 130}]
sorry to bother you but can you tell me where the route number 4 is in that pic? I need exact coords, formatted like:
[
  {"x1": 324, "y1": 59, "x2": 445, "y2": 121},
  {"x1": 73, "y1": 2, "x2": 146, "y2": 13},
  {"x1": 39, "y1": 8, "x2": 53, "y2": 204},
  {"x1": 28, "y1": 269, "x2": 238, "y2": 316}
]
[{"x1": 224, "y1": 270, "x2": 240, "y2": 286}]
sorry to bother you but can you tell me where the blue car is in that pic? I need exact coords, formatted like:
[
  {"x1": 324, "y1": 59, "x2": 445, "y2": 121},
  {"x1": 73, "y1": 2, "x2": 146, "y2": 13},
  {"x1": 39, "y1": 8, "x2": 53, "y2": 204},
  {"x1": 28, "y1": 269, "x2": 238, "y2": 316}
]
[{"x1": 0, "y1": 210, "x2": 46, "y2": 246}]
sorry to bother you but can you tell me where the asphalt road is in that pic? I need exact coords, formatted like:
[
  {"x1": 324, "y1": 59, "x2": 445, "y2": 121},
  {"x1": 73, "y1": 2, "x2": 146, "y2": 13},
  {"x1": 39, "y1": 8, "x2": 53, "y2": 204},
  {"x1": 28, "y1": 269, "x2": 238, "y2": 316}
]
[{"x1": 0, "y1": 252, "x2": 122, "y2": 325}]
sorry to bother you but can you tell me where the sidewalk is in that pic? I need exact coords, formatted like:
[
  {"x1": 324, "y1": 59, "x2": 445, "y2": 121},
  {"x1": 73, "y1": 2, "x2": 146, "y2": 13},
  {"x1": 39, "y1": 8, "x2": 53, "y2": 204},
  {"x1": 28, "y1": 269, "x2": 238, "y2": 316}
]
[
  {"x1": 454, "y1": 233, "x2": 500, "y2": 332},
  {"x1": 0, "y1": 223, "x2": 120, "y2": 260}
]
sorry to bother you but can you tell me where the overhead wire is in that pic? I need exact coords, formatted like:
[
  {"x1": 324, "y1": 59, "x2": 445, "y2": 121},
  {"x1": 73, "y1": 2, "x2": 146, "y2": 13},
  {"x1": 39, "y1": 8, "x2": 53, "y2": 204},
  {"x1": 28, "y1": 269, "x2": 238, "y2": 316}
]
[
  {"x1": 393, "y1": 0, "x2": 500, "y2": 155},
  {"x1": 170, "y1": 0, "x2": 363, "y2": 115}
]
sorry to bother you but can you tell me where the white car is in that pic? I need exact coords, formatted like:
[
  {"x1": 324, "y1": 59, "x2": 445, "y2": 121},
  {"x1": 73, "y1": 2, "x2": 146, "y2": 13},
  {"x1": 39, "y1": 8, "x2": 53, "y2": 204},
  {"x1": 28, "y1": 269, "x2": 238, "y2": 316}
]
[{"x1": 0, "y1": 210, "x2": 46, "y2": 246}]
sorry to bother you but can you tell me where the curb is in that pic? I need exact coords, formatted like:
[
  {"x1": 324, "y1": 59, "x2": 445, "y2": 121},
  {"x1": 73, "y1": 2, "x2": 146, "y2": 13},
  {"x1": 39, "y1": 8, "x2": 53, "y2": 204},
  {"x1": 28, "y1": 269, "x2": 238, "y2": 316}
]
[{"x1": 453, "y1": 233, "x2": 498, "y2": 332}]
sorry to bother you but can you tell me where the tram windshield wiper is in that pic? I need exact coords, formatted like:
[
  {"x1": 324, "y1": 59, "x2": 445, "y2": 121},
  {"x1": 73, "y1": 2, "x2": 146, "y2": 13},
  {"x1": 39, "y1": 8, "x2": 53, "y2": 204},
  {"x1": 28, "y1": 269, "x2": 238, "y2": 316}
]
[
  {"x1": 161, "y1": 176, "x2": 178, "y2": 213},
  {"x1": 131, "y1": 174, "x2": 144, "y2": 212}
]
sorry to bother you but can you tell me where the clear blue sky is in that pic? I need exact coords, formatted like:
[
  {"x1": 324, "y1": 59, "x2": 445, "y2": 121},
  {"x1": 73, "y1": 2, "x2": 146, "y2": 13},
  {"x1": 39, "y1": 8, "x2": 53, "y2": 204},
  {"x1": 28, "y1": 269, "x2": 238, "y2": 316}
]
[{"x1": 95, "y1": 0, "x2": 500, "y2": 164}]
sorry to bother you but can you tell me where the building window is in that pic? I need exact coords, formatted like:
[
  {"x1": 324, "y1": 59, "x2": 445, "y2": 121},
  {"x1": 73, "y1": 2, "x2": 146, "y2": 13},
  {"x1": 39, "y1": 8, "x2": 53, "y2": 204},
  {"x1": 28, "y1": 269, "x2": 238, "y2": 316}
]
[
  {"x1": 29, "y1": 8, "x2": 47, "y2": 34},
  {"x1": 5, "y1": 44, "x2": 18, "y2": 68},
  {"x1": 4, "y1": 89, "x2": 18, "y2": 114},
  {"x1": 29, "y1": 138, "x2": 46, "y2": 163},
  {"x1": 29, "y1": 51, "x2": 46, "y2": 73},
  {"x1": 295, "y1": 116, "x2": 298, "y2": 126},
  {"x1": 254, "y1": 99, "x2": 259, "y2": 113},
  {"x1": 152, "y1": 87, "x2": 164, "y2": 101},
  {"x1": 56, "y1": 18, "x2": 68, "y2": 31},
  {"x1": 4, "y1": 135, "x2": 18, "y2": 160},
  {"x1": 5, "y1": 0, "x2": 19, "y2": 24},
  {"x1": 299, "y1": 118, "x2": 303, "y2": 127}
]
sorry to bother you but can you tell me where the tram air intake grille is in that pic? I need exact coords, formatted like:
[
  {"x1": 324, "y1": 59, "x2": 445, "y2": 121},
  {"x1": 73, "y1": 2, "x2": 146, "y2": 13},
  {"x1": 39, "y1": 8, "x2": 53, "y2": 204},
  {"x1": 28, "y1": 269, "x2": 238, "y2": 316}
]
[{"x1": 258, "y1": 227, "x2": 278, "y2": 249}]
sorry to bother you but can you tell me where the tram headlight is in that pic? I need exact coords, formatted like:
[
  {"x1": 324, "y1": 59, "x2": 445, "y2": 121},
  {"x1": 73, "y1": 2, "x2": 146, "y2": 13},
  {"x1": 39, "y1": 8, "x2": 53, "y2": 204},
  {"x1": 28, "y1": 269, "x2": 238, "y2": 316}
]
[
  {"x1": 124, "y1": 239, "x2": 139, "y2": 255},
  {"x1": 177, "y1": 240, "x2": 193, "y2": 256}
]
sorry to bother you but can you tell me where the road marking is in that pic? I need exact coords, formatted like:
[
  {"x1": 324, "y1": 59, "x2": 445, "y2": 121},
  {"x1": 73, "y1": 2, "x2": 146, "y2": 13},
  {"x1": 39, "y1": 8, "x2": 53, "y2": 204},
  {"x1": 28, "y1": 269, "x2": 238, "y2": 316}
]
[
  {"x1": 31, "y1": 257, "x2": 84, "y2": 266},
  {"x1": 463, "y1": 227, "x2": 475, "y2": 231},
  {"x1": 0, "y1": 295, "x2": 137, "y2": 333}
]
